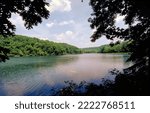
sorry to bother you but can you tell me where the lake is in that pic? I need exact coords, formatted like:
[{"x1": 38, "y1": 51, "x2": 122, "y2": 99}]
[{"x1": 0, "y1": 54, "x2": 130, "y2": 96}]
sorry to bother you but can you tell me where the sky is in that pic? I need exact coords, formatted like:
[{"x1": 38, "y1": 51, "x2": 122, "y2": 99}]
[{"x1": 10, "y1": 0, "x2": 124, "y2": 48}]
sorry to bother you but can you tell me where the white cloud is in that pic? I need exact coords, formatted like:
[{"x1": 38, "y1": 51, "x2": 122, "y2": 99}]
[
  {"x1": 115, "y1": 15, "x2": 125, "y2": 23},
  {"x1": 55, "y1": 30, "x2": 74, "y2": 41},
  {"x1": 59, "y1": 20, "x2": 75, "y2": 26},
  {"x1": 46, "y1": 20, "x2": 75, "y2": 28},
  {"x1": 11, "y1": 0, "x2": 111, "y2": 48},
  {"x1": 115, "y1": 15, "x2": 128, "y2": 28},
  {"x1": 66, "y1": 30, "x2": 73, "y2": 36},
  {"x1": 46, "y1": 22, "x2": 54, "y2": 28},
  {"x1": 46, "y1": 0, "x2": 72, "y2": 12},
  {"x1": 9, "y1": 14, "x2": 24, "y2": 27}
]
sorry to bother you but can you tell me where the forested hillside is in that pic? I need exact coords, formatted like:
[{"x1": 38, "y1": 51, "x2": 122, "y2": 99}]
[
  {"x1": 0, "y1": 35, "x2": 81, "y2": 57},
  {"x1": 82, "y1": 41, "x2": 131, "y2": 53},
  {"x1": 0, "y1": 35, "x2": 131, "y2": 58}
]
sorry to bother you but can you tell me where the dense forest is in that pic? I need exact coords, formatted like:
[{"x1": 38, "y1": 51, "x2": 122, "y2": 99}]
[
  {"x1": 56, "y1": 0, "x2": 150, "y2": 96},
  {"x1": 0, "y1": 0, "x2": 149, "y2": 96},
  {"x1": 0, "y1": 35, "x2": 131, "y2": 58},
  {"x1": 0, "y1": 35, "x2": 81, "y2": 57},
  {"x1": 82, "y1": 41, "x2": 131, "y2": 53}
]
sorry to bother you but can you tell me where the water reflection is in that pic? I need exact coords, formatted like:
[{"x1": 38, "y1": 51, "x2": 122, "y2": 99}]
[{"x1": 0, "y1": 54, "x2": 130, "y2": 96}]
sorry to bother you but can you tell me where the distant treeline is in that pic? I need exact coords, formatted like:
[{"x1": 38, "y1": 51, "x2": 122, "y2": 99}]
[
  {"x1": 82, "y1": 41, "x2": 131, "y2": 53},
  {"x1": 0, "y1": 35, "x2": 81, "y2": 57},
  {"x1": 0, "y1": 35, "x2": 131, "y2": 57}
]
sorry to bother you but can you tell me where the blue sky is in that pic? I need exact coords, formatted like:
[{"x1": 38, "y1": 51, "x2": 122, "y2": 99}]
[{"x1": 10, "y1": 0, "x2": 124, "y2": 48}]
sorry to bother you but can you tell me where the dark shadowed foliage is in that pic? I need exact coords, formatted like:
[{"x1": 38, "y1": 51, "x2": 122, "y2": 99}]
[
  {"x1": 0, "y1": 46, "x2": 10, "y2": 62},
  {"x1": 0, "y1": 0, "x2": 50, "y2": 62},
  {"x1": 55, "y1": 0, "x2": 150, "y2": 96},
  {"x1": 88, "y1": 0, "x2": 149, "y2": 72},
  {"x1": 56, "y1": 67, "x2": 149, "y2": 96}
]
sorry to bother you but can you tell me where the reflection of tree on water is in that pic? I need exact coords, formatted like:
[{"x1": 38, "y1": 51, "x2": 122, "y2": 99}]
[
  {"x1": 0, "y1": 56, "x2": 79, "y2": 96},
  {"x1": 0, "y1": 56, "x2": 79, "y2": 78},
  {"x1": 56, "y1": 67, "x2": 149, "y2": 96},
  {"x1": 80, "y1": 0, "x2": 150, "y2": 96},
  {"x1": 0, "y1": 80, "x2": 7, "y2": 96},
  {"x1": 0, "y1": 54, "x2": 128, "y2": 96}
]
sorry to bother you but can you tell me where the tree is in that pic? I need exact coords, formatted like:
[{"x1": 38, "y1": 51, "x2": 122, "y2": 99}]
[
  {"x1": 115, "y1": 41, "x2": 121, "y2": 45},
  {"x1": 0, "y1": 35, "x2": 81, "y2": 57},
  {"x1": 88, "y1": 0, "x2": 149, "y2": 73},
  {"x1": 0, "y1": 0, "x2": 50, "y2": 61},
  {"x1": 109, "y1": 42, "x2": 114, "y2": 47}
]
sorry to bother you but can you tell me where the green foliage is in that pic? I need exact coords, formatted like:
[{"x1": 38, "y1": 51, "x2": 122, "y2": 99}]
[
  {"x1": 82, "y1": 41, "x2": 131, "y2": 53},
  {"x1": 81, "y1": 46, "x2": 101, "y2": 53},
  {"x1": 89, "y1": 0, "x2": 149, "y2": 73},
  {"x1": 0, "y1": 35, "x2": 81, "y2": 57},
  {"x1": 0, "y1": 46, "x2": 10, "y2": 62},
  {"x1": 71, "y1": 0, "x2": 150, "y2": 96},
  {"x1": 100, "y1": 41, "x2": 131, "y2": 53},
  {"x1": 57, "y1": 0, "x2": 150, "y2": 96},
  {"x1": 0, "y1": 0, "x2": 50, "y2": 61}
]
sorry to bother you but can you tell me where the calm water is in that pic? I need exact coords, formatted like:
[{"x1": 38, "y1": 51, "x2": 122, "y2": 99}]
[{"x1": 0, "y1": 54, "x2": 130, "y2": 96}]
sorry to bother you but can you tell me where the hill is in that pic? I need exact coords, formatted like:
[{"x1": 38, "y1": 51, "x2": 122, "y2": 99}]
[
  {"x1": 82, "y1": 41, "x2": 131, "y2": 53},
  {"x1": 81, "y1": 46, "x2": 100, "y2": 53},
  {"x1": 0, "y1": 35, "x2": 81, "y2": 57}
]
